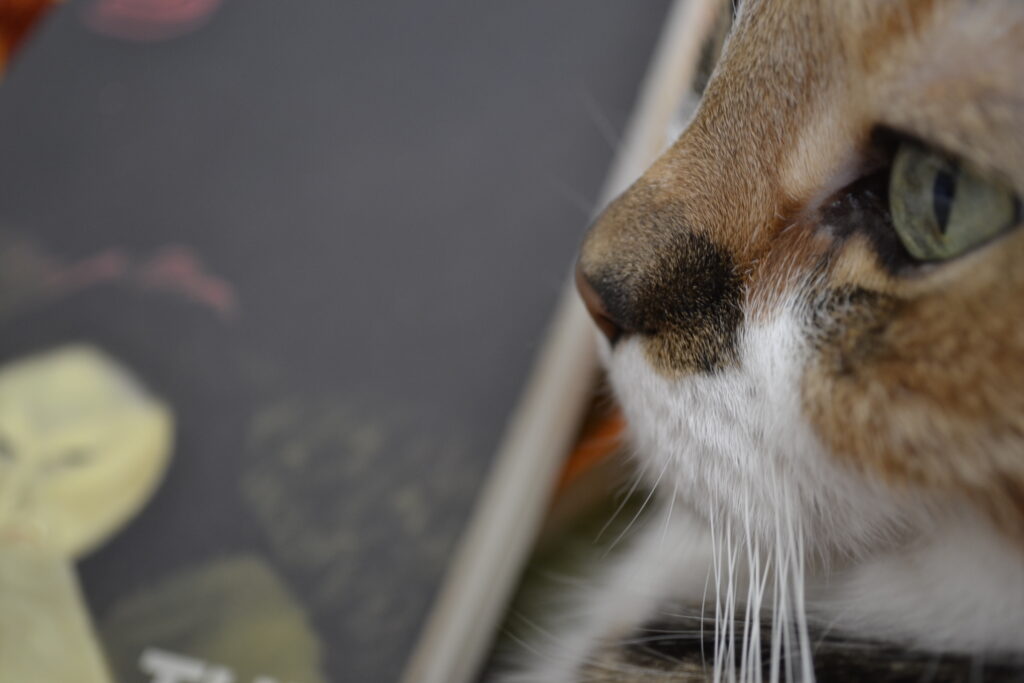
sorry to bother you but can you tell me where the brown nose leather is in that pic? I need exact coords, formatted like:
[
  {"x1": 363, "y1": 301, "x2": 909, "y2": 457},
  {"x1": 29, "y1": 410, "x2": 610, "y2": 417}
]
[{"x1": 575, "y1": 264, "x2": 622, "y2": 344}]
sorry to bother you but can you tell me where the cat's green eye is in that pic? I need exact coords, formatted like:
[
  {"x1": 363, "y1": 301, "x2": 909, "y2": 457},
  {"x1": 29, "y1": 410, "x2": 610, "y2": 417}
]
[{"x1": 889, "y1": 142, "x2": 1020, "y2": 261}]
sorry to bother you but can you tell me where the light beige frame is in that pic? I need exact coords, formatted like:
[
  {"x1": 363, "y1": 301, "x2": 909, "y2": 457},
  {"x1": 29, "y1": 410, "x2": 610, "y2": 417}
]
[{"x1": 401, "y1": 1, "x2": 725, "y2": 681}]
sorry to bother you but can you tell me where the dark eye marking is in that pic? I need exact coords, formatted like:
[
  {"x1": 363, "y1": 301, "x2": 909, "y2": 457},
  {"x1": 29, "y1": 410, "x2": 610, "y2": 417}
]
[
  {"x1": 822, "y1": 130, "x2": 1022, "y2": 272},
  {"x1": 820, "y1": 166, "x2": 914, "y2": 274},
  {"x1": 807, "y1": 286, "x2": 901, "y2": 377}
]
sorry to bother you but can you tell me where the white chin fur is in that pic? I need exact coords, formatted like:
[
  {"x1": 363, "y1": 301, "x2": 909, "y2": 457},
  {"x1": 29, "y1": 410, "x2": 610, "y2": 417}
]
[
  {"x1": 502, "y1": 304, "x2": 1024, "y2": 682},
  {"x1": 606, "y1": 304, "x2": 912, "y2": 559}
]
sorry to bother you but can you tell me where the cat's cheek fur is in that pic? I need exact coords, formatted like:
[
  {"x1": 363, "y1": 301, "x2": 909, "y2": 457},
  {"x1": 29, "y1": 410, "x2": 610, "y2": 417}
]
[
  {"x1": 807, "y1": 513, "x2": 1024, "y2": 652},
  {"x1": 596, "y1": 298, "x2": 1024, "y2": 657}
]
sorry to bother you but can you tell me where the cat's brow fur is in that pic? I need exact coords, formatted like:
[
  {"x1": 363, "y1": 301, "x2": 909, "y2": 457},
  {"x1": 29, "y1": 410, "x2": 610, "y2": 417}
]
[{"x1": 504, "y1": 0, "x2": 1024, "y2": 680}]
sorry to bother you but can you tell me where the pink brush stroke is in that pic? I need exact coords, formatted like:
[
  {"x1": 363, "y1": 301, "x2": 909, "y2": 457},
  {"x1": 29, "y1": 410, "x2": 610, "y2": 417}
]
[
  {"x1": 85, "y1": 0, "x2": 223, "y2": 42},
  {"x1": 135, "y1": 246, "x2": 237, "y2": 316}
]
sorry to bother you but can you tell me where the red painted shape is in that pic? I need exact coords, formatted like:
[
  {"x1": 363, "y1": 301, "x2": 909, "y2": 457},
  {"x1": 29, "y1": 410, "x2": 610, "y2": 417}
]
[
  {"x1": 0, "y1": 0, "x2": 58, "y2": 69},
  {"x1": 0, "y1": 238, "x2": 238, "y2": 319}
]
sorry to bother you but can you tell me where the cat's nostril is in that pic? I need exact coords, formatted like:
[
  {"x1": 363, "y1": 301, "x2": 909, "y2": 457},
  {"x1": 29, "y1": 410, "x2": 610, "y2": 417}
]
[{"x1": 575, "y1": 263, "x2": 623, "y2": 345}]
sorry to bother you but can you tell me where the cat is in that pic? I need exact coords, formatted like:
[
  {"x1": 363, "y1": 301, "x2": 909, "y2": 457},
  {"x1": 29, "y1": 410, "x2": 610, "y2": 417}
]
[{"x1": 503, "y1": 0, "x2": 1024, "y2": 680}]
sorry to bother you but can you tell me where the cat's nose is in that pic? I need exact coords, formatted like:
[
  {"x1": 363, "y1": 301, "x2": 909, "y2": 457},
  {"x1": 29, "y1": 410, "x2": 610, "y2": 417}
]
[{"x1": 575, "y1": 263, "x2": 623, "y2": 345}]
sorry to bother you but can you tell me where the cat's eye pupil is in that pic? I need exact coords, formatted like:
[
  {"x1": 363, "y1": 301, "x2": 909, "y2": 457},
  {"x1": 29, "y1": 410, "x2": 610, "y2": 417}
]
[{"x1": 932, "y1": 164, "x2": 958, "y2": 235}]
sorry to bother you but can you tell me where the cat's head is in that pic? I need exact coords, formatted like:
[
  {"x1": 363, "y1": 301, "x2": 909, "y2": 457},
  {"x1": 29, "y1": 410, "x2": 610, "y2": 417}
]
[{"x1": 577, "y1": 0, "x2": 1024, "y2": 558}]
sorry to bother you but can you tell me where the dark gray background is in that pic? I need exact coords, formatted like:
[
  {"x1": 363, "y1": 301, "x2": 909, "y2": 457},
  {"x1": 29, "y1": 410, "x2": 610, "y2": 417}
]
[{"x1": 0, "y1": 1, "x2": 670, "y2": 680}]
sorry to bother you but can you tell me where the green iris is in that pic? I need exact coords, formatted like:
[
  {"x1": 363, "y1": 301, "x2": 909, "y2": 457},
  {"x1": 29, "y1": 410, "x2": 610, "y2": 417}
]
[{"x1": 889, "y1": 141, "x2": 1020, "y2": 261}]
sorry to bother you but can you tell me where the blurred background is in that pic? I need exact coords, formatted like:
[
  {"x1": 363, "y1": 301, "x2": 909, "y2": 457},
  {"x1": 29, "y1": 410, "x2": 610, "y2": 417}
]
[{"x1": 0, "y1": 1, "x2": 669, "y2": 681}]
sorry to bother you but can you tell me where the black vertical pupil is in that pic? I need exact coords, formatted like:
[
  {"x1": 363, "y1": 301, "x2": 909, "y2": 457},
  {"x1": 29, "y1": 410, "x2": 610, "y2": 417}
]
[{"x1": 932, "y1": 164, "x2": 958, "y2": 234}]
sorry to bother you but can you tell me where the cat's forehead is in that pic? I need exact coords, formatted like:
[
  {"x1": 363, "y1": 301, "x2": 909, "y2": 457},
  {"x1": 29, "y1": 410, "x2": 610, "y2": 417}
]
[
  {"x1": 722, "y1": 0, "x2": 1024, "y2": 197},
  {"x1": 864, "y1": 2, "x2": 1024, "y2": 191}
]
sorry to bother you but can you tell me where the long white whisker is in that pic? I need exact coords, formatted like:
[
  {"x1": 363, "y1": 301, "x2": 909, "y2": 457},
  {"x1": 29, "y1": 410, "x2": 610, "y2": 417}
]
[
  {"x1": 725, "y1": 517, "x2": 739, "y2": 683},
  {"x1": 711, "y1": 506, "x2": 724, "y2": 683},
  {"x1": 793, "y1": 511, "x2": 814, "y2": 682},
  {"x1": 741, "y1": 492, "x2": 754, "y2": 682},
  {"x1": 770, "y1": 485, "x2": 788, "y2": 683},
  {"x1": 701, "y1": 557, "x2": 713, "y2": 668},
  {"x1": 595, "y1": 464, "x2": 648, "y2": 543},
  {"x1": 576, "y1": 84, "x2": 622, "y2": 153},
  {"x1": 606, "y1": 454, "x2": 672, "y2": 553},
  {"x1": 661, "y1": 478, "x2": 679, "y2": 547}
]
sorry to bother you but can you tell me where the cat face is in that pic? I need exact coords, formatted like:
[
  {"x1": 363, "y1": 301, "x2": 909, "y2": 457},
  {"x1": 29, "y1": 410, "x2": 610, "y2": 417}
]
[{"x1": 577, "y1": 0, "x2": 1024, "y2": 557}]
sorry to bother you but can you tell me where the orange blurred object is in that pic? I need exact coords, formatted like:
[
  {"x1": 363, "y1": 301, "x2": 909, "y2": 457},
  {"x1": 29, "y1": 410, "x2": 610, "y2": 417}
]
[
  {"x1": 556, "y1": 405, "x2": 626, "y2": 494},
  {"x1": 0, "y1": 0, "x2": 58, "y2": 71}
]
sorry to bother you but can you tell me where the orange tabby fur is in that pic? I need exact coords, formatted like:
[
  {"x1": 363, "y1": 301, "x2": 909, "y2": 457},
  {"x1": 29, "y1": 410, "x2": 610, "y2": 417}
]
[
  {"x1": 506, "y1": 0, "x2": 1024, "y2": 680},
  {"x1": 582, "y1": 0, "x2": 1024, "y2": 536}
]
